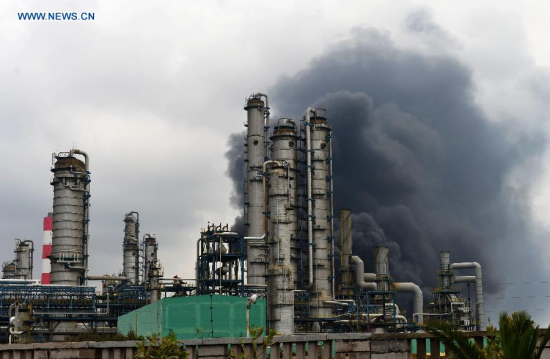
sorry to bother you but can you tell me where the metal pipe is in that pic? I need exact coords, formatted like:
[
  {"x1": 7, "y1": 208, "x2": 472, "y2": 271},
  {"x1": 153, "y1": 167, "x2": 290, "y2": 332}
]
[
  {"x1": 389, "y1": 282, "x2": 423, "y2": 324},
  {"x1": 253, "y1": 93, "x2": 269, "y2": 128},
  {"x1": 350, "y1": 256, "x2": 376, "y2": 290},
  {"x1": 87, "y1": 275, "x2": 128, "y2": 281},
  {"x1": 323, "y1": 300, "x2": 349, "y2": 308},
  {"x1": 451, "y1": 262, "x2": 484, "y2": 330},
  {"x1": 262, "y1": 160, "x2": 282, "y2": 232},
  {"x1": 304, "y1": 108, "x2": 315, "y2": 288},
  {"x1": 0, "y1": 279, "x2": 40, "y2": 285},
  {"x1": 328, "y1": 126, "x2": 335, "y2": 298},
  {"x1": 69, "y1": 149, "x2": 89, "y2": 172},
  {"x1": 363, "y1": 273, "x2": 376, "y2": 282}
]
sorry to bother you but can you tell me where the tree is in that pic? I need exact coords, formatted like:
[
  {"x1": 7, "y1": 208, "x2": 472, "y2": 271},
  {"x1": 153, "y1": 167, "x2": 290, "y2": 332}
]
[
  {"x1": 427, "y1": 311, "x2": 550, "y2": 359},
  {"x1": 135, "y1": 331, "x2": 189, "y2": 359}
]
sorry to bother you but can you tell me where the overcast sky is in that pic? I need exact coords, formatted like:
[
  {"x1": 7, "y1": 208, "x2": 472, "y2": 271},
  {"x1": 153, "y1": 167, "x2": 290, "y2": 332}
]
[{"x1": 2, "y1": 0, "x2": 550, "y2": 325}]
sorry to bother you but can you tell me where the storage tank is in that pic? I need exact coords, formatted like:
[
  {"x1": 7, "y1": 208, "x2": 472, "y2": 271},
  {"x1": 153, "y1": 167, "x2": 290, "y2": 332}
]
[
  {"x1": 50, "y1": 150, "x2": 90, "y2": 286},
  {"x1": 123, "y1": 212, "x2": 140, "y2": 285},
  {"x1": 244, "y1": 94, "x2": 268, "y2": 286}
]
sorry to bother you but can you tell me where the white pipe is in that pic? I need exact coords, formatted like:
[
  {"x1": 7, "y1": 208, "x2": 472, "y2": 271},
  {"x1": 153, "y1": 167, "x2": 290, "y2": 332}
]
[
  {"x1": 453, "y1": 275, "x2": 475, "y2": 283},
  {"x1": 451, "y1": 262, "x2": 484, "y2": 330},
  {"x1": 350, "y1": 256, "x2": 376, "y2": 290},
  {"x1": 389, "y1": 282, "x2": 423, "y2": 325},
  {"x1": 305, "y1": 108, "x2": 315, "y2": 288},
  {"x1": 69, "y1": 149, "x2": 89, "y2": 172},
  {"x1": 262, "y1": 160, "x2": 282, "y2": 234},
  {"x1": 69, "y1": 148, "x2": 90, "y2": 286},
  {"x1": 363, "y1": 273, "x2": 376, "y2": 282},
  {"x1": 323, "y1": 300, "x2": 349, "y2": 308}
]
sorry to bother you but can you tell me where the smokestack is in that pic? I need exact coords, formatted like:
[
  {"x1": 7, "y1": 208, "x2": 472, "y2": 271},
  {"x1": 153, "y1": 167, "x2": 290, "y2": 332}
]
[{"x1": 41, "y1": 213, "x2": 53, "y2": 284}]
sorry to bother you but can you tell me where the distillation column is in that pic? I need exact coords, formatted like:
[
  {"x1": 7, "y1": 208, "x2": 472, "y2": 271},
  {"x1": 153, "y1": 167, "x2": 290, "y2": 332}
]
[
  {"x1": 144, "y1": 234, "x2": 162, "y2": 303},
  {"x1": 14, "y1": 239, "x2": 33, "y2": 280},
  {"x1": 340, "y1": 209, "x2": 354, "y2": 296},
  {"x1": 143, "y1": 234, "x2": 158, "y2": 274},
  {"x1": 308, "y1": 113, "x2": 333, "y2": 319},
  {"x1": 123, "y1": 212, "x2": 140, "y2": 285},
  {"x1": 244, "y1": 94, "x2": 268, "y2": 286},
  {"x1": 270, "y1": 119, "x2": 299, "y2": 286},
  {"x1": 50, "y1": 150, "x2": 90, "y2": 286},
  {"x1": 266, "y1": 162, "x2": 295, "y2": 334}
]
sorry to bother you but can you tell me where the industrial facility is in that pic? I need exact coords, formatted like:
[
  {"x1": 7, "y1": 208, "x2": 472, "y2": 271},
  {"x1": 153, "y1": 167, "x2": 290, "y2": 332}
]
[{"x1": 0, "y1": 93, "x2": 485, "y2": 344}]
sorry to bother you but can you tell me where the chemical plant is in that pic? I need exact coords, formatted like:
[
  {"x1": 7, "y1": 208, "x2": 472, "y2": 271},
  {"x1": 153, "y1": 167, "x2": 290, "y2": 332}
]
[{"x1": 0, "y1": 93, "x2": 485, "y2": 343}]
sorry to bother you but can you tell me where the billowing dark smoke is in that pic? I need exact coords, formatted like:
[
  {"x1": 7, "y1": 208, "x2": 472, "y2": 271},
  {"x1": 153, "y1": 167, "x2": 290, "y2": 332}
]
[
  {"x1": 225, "y1": 132, "x2": 246, "y2": 234},
  {"x1": 226, "y1": 25, "x2": 545, "y2": 305}
]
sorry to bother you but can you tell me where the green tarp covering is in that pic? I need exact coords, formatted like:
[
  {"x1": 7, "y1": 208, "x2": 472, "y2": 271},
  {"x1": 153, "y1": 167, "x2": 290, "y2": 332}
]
[{"x1": 118, "y1": 295, "x2": 266, "y2": 339}]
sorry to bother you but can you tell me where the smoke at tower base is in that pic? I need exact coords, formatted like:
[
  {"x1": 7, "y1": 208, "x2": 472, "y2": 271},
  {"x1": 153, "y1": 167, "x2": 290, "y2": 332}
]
[{"x1": 226, "y1": 27, "x2": 545, "y2": 298}]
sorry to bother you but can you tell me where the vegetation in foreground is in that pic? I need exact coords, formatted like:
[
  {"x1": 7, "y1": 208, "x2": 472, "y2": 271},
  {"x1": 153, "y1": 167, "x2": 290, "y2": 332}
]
[{"x1": 427, "y1": 311, "x2": 550, "y2": 359}]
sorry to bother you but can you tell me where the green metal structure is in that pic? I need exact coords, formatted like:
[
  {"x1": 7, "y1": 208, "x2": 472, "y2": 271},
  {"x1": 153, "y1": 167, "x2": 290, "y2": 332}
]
[{"x1": 118, "y1": 295, "x2": 266, "y2": 339}]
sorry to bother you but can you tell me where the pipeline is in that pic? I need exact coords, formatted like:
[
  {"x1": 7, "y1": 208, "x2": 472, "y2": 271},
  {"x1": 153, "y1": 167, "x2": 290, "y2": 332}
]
[
  {"x1": 451, "y1": 262, "x2": 484, "y2": 330},
  {"x1": 389, "y1": 282, "x2": 423, "y2": 325},
  {"x1": 350, "y1": 256, "x2": 376, "y2": 291},
  {"x1": 304, "y1": 108, "x2": 316, "y2": 289}
]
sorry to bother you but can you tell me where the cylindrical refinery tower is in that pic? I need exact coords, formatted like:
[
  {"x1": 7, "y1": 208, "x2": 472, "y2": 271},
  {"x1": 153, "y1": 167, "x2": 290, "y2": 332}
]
[
  {"x1": 266, "y1": 163, "x2": 295, "y2": 334},
  {"x1": 244, "y1": 94, "x2": 268, "y2": 286},
  {"x1": 143, "y1": 234, "x2": 162, "y2": 304},
  {"x1": 340, "y1": 209, "x2": 354, "y2": 296},
  {"x1": 50, "y1": 149, "x2": 90, "y2": 286},
  {"x1": 270, "y1": 119, "x2": 299, "y2": 285},
  {"x1": 309, "y1": 113, "x2": 334, "y2": 319},
  {"x1": 375, "y1": 246, "x2": 390, "y2": 291},
  {"x1": 123, "y1": 212, "x2": 140, "y2": 285},
  {"x1": 14, "y1": 239, "x2": 33, "y2": 280},
  {"x1": 440, "y1": 250, "x2": 451, "y2": 288},
  {"x1": 143, "y1": 234, "x2": 158, "y2": 275}
]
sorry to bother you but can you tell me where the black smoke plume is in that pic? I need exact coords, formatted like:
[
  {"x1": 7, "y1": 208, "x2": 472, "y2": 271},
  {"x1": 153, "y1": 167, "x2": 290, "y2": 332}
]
[{"x1": 226, "y1": 24, "x2": 546, "y2": 310}]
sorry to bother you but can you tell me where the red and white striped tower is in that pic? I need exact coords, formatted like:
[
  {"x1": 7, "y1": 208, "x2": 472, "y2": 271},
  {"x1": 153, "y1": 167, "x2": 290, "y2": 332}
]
[{"x1": 41, "y1": 212, "x2": 53, "y2": 284}]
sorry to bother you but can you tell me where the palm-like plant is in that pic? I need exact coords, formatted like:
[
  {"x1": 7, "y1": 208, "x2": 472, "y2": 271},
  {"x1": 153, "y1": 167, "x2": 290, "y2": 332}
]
[{"x1": 426, "y1": 311, "x2": 550, "y2": 359}]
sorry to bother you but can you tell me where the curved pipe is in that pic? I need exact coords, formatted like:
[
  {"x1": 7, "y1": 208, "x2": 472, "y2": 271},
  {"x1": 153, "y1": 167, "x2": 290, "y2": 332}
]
[
  {"x1": 451, "y1": 262, "x2": 484, "y2": 330},
  {"x1": 253, "y1": 93, "x2": 269, "y2": 126},
  {"x1": 389, "y1": 282, "x2": 423, "y2": 325},
  {"x1": 350, "y1": 256, "x2": 376, "y2": 290},
  {"x1": 69, "y1": 149, "x2": 89, "y2": 172}
]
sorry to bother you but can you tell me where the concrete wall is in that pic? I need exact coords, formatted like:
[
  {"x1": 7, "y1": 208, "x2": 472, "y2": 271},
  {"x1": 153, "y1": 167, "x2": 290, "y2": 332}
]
[{"x1": 0, "y1": 332, "x2": 548, "y2": 358}]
